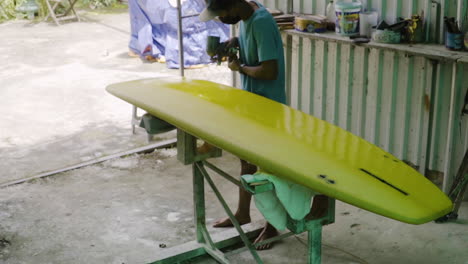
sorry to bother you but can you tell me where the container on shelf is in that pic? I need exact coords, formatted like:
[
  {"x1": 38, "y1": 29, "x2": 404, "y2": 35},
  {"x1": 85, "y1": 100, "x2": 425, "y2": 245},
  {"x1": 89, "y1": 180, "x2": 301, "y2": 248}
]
[
  {"x1": 335, "y1": 0, "x2": 362, "y2": 36},
  {"x1": 295, "y1": 15, "x2": 328, "y2": 33},
  {"x1": 446, "y1": 32, "x2": 463, "y2": 51}
]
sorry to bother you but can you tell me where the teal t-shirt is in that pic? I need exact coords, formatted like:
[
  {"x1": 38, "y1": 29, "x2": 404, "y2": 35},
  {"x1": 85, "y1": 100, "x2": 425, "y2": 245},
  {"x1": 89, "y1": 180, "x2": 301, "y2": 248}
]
[{"x1": 238, "y1": 2, "x2": 286, "y2": 104}]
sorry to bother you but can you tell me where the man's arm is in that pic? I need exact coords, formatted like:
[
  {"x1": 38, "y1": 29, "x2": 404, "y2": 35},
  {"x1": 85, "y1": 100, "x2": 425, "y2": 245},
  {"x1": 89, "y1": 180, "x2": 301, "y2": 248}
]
[{"x1": 228, "y1": 59, "x2": 278, "y2": 81}]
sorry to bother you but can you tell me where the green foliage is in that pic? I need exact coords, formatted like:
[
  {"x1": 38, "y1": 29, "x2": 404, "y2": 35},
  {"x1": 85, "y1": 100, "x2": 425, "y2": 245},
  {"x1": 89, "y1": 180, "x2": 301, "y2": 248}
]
[
  {"x1": 80, "y1": 0, "x2": 119, "y2": 9},
  {"x1": 0, "y1": 0, "x2": 120, "y2": 22},
  {"x1": 0, "y1": 0, "x2": 25, "y2": 21}
]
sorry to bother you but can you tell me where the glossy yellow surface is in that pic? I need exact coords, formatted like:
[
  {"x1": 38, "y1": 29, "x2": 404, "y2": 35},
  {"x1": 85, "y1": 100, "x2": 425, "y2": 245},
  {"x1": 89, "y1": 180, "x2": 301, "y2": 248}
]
[{"x1": 106, "y1": 77, "x2": 453, "y2": 224}]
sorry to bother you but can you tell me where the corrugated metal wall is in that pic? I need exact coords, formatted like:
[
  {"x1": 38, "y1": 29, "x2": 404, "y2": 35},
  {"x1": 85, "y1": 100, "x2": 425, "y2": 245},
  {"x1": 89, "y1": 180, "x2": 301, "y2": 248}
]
[
  {"x1": 430, "y1": 61, "x2": 468, "y2": 189},
  {"x1": 234, "y1": 0, "x2": 468, "y2": 192},
  {"x1": 285, "y1": 33, "x2": 467, "y2": 191},
  {"x1": 287, "y1": 35, "x2": 433, "y2": 173}
]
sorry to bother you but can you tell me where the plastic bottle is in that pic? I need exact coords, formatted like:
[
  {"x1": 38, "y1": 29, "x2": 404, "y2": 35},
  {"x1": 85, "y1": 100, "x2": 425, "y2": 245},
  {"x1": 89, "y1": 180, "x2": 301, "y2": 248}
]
[{"x1": 326, "y1": 1, "x2": 336, "y2": 23}]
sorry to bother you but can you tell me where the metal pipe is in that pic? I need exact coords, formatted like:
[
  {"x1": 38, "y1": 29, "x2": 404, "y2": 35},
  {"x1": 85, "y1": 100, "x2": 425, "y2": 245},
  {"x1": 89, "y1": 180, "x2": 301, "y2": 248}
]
[
  {"x1": 202, "y1": 160, "x2": 241, "y2": 187},
  {"x1": 196, "y1": 163, "x2": 264, "y2": 263},
  {"x1": 0, "y1": 138, "x2": 177, "y2": 188},
  {"x1": 177, "y1": 0, "x2": 185, "y2": 77}
]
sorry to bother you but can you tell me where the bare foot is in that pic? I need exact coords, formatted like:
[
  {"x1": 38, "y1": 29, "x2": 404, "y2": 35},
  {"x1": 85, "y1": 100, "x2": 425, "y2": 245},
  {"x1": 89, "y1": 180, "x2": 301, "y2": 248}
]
[
  {"x1": 128, "y1": 50, "x2": 139, "y2": 58},
  {"x1": 213, "y1": 214, "x2": 251, "y2": 228},
  {"x1": 307, "y1": 195, "x2": 329, "y2": 219},
  {"x1": 158, "y1": 56, "x2": 166, "y2": 63},
  {"x1": 145, "y1": 55, "x2": 159, "y2": 63},
  {"x1": 253, "y1": 223, "x2": 278, "y2": 250}
]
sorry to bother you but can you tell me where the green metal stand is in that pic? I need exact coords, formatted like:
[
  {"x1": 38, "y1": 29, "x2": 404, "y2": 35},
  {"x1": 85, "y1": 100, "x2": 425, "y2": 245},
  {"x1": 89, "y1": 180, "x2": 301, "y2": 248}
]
[
  {"x1": 150, "y1": 129, "x2": 335, "y2": 264},
  {"x1": 245, "y1": 180, "x2": 335, "y2": 264}
]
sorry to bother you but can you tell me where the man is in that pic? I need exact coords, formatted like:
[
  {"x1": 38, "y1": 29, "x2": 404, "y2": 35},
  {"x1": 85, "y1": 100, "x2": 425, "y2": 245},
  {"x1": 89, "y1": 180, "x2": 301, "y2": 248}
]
[{"x1": 199, "y1": 0, "x2": 328, "y2": 250}]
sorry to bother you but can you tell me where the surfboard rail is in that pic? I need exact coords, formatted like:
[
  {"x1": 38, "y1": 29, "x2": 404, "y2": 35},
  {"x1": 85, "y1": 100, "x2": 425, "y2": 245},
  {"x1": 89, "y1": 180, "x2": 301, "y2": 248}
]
[{"x1": 106, "y1": 77, "x2": 453, "y2": 224}]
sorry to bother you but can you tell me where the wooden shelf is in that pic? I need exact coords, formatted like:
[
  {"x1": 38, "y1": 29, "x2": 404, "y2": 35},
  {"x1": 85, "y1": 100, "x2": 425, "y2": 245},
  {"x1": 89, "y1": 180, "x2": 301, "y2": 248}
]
[{"x1": 284, "y1": 30, "x2": 468, "y2": 63}]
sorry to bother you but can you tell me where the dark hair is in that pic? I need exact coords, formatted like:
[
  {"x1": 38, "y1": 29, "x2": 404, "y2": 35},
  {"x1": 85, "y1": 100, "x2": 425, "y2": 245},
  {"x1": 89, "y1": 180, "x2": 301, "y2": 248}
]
[{"x1": 208, "y1": 0, "x2": 239, "y2": 12}]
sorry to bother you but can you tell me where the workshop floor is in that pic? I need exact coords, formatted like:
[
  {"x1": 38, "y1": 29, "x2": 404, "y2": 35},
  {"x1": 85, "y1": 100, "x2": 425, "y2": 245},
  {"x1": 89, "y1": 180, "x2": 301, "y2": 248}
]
[{"x1": 0, "y1": 8, "x2": 467, "y2": 264}]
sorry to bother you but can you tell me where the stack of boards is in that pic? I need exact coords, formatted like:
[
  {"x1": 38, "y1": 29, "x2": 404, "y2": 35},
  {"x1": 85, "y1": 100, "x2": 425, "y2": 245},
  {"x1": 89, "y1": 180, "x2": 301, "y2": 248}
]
[{"x1": 267, "y1": 8, "x2": 295, "y2": 30}]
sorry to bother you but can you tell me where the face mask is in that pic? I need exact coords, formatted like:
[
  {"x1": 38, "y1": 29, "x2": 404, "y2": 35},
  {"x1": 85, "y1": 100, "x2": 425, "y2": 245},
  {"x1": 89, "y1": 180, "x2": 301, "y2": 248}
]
[{"x1": 219, "y1": 15, "x2": 241, "y2": 24}]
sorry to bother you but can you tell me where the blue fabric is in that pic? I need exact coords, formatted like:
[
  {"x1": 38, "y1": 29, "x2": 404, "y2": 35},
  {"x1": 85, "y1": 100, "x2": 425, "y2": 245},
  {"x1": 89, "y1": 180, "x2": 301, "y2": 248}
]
[
  {"x1": 128, "y1": 0, "x2": 166, "y2": 57},
  {"x1": 128, "y1": 0, "x2": 230, "y2": 68},
  {"x1": 238, "y1": 1, "x2": 286, "y2": 104}
]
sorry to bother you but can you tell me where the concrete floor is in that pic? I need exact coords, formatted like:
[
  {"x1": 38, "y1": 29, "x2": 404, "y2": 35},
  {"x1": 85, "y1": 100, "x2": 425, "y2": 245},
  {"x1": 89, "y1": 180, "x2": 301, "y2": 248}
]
[{"x1": 0, "y1": 8, "x2": 467, "y2": 264}]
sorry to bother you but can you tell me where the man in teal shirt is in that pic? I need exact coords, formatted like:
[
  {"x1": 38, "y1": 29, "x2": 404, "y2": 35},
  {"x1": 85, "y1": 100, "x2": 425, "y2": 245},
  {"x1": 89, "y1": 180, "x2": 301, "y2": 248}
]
[
  {"x1": 202, "y1": 0, "x2": 286, "y2": 104},
  {"x1": 200, "y1": 0, "x2": 327, "y2": 250}
]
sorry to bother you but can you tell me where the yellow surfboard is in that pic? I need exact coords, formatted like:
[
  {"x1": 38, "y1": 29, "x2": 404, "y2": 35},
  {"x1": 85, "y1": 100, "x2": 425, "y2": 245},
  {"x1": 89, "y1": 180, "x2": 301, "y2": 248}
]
[{"x1": 106, "y1": 77, "x2": 452, "y2": 224}]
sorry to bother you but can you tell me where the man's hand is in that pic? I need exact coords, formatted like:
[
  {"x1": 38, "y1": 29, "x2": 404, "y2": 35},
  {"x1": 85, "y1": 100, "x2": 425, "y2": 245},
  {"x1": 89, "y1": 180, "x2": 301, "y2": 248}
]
[
  {"x1": 228, "y1": 57, "x2": 241, "y2": 72},
  {"x1": 226, "y1": 37, "x2": 239, "y2": 50}
]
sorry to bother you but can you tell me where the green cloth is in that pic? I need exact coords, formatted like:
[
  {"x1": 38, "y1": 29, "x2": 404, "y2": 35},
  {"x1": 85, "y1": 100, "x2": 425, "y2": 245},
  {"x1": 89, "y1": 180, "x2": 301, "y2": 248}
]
[
  {"x1": 238, "y1": 1, "x2": 286, "y2": 104},
  {"x1": 241, "y1": 173, "x2": 317, "y2": 230}
]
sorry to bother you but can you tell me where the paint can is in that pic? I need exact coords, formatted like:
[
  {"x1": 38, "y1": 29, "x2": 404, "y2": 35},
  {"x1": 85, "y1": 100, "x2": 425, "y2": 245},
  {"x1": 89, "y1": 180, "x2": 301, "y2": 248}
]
[
  {"x1": 445, "y1": 32, "x2": 463, "y2": 51},
  {"x1": 335, "y1": 1, "x2": 362, "y2": 36}
]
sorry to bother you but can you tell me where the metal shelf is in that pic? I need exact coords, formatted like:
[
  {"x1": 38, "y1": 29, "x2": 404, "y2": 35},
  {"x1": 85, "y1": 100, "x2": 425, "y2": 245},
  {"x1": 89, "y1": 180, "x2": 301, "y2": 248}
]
[{"x1": 284, "y1": 30, "x2": 468, "y2": 63}]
